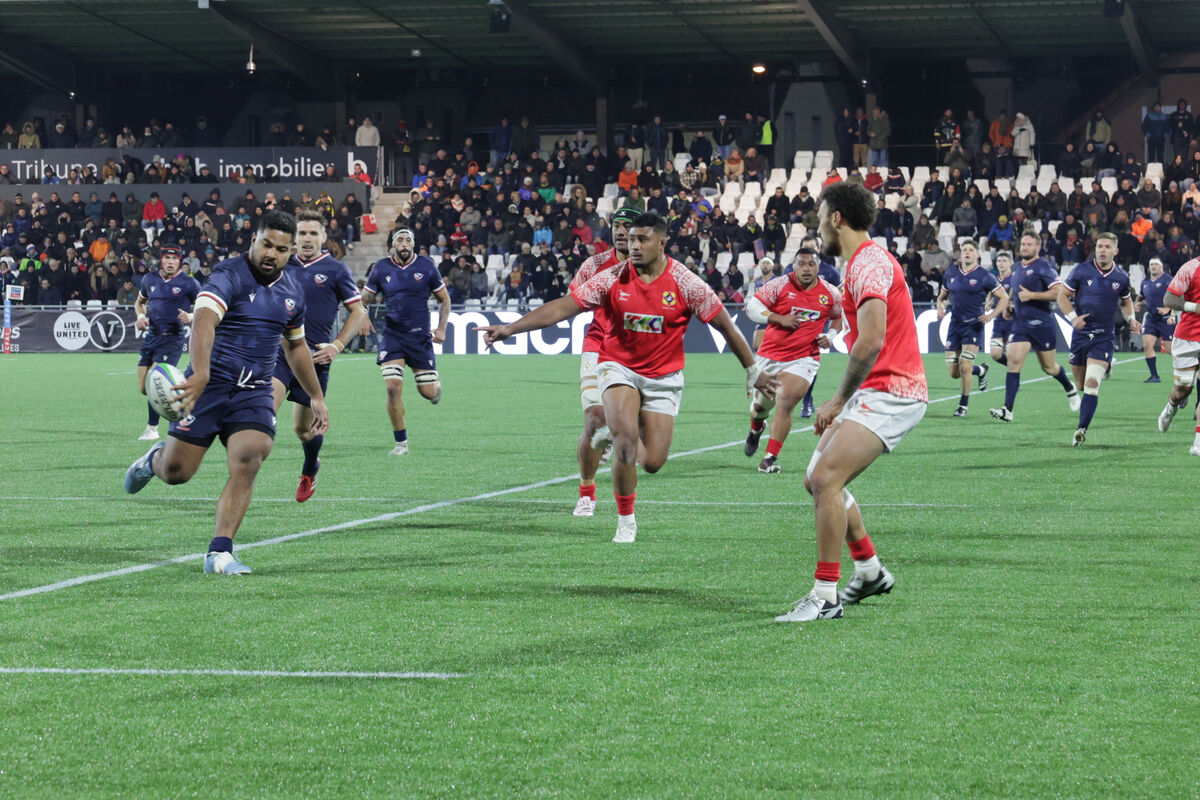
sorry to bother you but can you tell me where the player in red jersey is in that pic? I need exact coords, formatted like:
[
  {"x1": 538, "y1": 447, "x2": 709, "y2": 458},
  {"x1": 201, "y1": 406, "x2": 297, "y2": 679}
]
[
  {"x1": 1157, "y1": 256, "x2": 1200, "y2": 453},
  {"x1": 742, "y1": 247, "x2": 843, "y2": 474},
  {"x1": 570, "y1": 207, "x2": 640, "y2": 517},
  {"x1": 479, "y1": 212, "x2": 775, "y2": 543},
  {"x1": 776, "y1": 182, "x2": 929, "y2": 623}
]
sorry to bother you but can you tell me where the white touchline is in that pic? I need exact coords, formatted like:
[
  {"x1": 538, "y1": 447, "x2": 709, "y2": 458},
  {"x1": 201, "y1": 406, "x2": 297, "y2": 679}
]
[
  {"x1": 0, "y1": 666, "x2": 467, "y2": 680},
  {"x1": 0, "y1": 357, "x2": 1140, "y2": 603}
]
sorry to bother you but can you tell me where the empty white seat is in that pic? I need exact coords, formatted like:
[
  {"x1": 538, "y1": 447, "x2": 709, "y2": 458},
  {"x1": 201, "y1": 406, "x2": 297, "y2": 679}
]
[
  {"x1": 812, "y1": 154, "x2": 833, "y2": 172},
  {"x1": 1146, "y1": 162, "x2": 1164, "y2": 179},
  {"x1": 974, "y1": 178, "x2": 991, "y2": 194},
  {"x1": 789, "y1": 167, "x2": 808, "y2": 183},
  {"x1": 793, "y1": 150, "x2": 814, "y2": 167},
  {"x1": 1100, "y1": 176, "x2": 1118, "y2": 195},
  {"x1": 1048, "y1": 220, "x2": 1061, "y2": 236},
  {"x1": 603, "y1": 183, "x2": 619, "y2": 198},
  {"x1": 737, "y1": 251, "x2": 755, "y2": 268},
  {"x1": 893, "y1": 236, "x2": 908, "y2": 254},
  {"x1": 1129, "y1": 263, "x2": 1146, "y2": 287},
  {"x1": 911, "y1": 166, "x2": 931, "y2": 183},
  {"x1": 1036, "y1": 178, "x2": 1054, "y2": 195},
  {"x1": 715, "y1": 252, "x2": 733, "y2": 269},
  {"x1": 464, "y1": 299, "x2": 482, "y2": 309},
  {"x1": 486, "y1": 254, "x2": 506, "y2": 273},
  {"x1": 899, "y1": 166, "x2": 911, "y2": 183},
  {"x1": 66, "y1": 299, "x2": 82, "y2": 308},
  {"x1": 673, "y1": 153, "x2": 691, "y2": 172},
  {"x1": 1058, "y1": 177, "x2": 1075, "y2": 194},
  {"x1": 743, "y1": 183, "x2": 762, "y2": 198},
  {"x1": 106, "y1": 299, "x2": 121, "y2": 308},
  {"x1": 993, "y1": 178, "x2": 1011, "y2": 196},
  {"x1": 815, "y1": 150, "x2": 834, "y2": 162},
  {"x1": 596, "y1": 196, "x2": 615, "y2": 215},
  {"x1": 836, "y1": 167, "x2": 848, "y2": 180},
  {"x1": 1038, "y1": 164, "x2": 1057, "y2": 180},
  {"x1": 780, "y1": 248, "x2": 797, "y2": 266},
  {"x1": 719, "y1": 195, "x2": 738, "y2": 213},
  {"x1": 527, "y1": 298, "x2": 543, "y2": 308},
  {"x1": 723, "y1": 182, "x2": 742, "y2": 200},
  {"x1": 1015, "y1": 178, "x2": 1032, "y2": 196},
  {"x1": 1017, "y1": 164, "x2": 1037, "y2": 180},
  {"x1": 86, "y1": 299, "x2": 102, "y2": 309},
  {"x1": 938, "y1": 235, "x2": 955, "y2": 252},
  {"x1": 938, "y1": 222, "x2": 956, "y2": 237}
]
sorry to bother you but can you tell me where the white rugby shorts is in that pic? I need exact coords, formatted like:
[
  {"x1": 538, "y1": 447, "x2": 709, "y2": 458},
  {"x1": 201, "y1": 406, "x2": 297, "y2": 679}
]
[
  {"x1": 1171, "y1": 337, "x2": 1200, "y2": 372},
  {"x1": 597, "y1": 360, "x2": 684, "y2": 417},
  {"x1": 835, "y1": 388, "x2": 927, "y2": 452},
  {"x1": 580, "y1": 351, "x2": 602, "y2": 410},
  {"x1": 755, "y1": 353, "x2": 820, "y2": 385}
]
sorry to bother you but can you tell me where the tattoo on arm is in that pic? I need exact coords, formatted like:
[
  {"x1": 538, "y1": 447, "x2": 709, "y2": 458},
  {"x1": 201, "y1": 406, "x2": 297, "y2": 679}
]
[{"x1": 834, "y1": 353, "x2": 876, "y2": 404}]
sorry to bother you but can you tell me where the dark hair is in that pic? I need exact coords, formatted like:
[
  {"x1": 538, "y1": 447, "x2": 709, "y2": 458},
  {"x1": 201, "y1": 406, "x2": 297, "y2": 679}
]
[
  {"x1": 797, "y1": 246, "x2": 818, "y2": 256},
  {"x1": 818, "y1": 182, "x2": 877, "y2": 231},
  {"x1": 258, "y1": 209, "x2": 296, "y2": 236},
  {"x1": 631, "y1": 211, "x2": 669, "y2": 236},
  {"x1": 295, "y1": 207, "x2": 326, "y2": 226}
]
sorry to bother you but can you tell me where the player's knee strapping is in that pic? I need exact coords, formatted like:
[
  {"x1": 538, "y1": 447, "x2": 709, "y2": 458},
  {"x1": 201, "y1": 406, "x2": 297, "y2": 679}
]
[
  {"x1": 750, "y1": 391, "x2": 775, "y2": 417},
  {"x1": 989, "y1": 338, "x2": 1005, "y2": 352},
  {"x1": 414, "y1": 370, "x2": 439, "y2": 387},
  {"x1": 843, "y1": 488, "x2": 856, "y2": 511},
  {"x1": 1084, "y1": 363, "x2": 1106, "y2": 396},
  {"x1": 381, "y1": 364, "x2": 404, "y2": 381},
  {"x1": 959, "y1": 350, "x2": 976, "y2": 368},
  {"x1": 1174, "y1": 369, "x2": 1196, "y2": 390},
  {"x1": 806, "y1": 449, "x2": 821, "y2": 479},
  {"x1": 945, "y1": 352, "x2": 958, "y2": 370}
]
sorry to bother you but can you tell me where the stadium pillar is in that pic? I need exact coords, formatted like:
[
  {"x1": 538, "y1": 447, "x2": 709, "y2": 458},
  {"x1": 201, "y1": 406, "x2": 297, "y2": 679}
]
[{"x1": 596, "y1": 96, "x2": 609, "y2": 154}]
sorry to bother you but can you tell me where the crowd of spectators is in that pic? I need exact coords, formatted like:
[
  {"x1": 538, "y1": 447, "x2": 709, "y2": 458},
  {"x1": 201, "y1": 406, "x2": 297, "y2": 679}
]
[{"x1": 0, "y1": 186, "x2": 365, "y2": 305}]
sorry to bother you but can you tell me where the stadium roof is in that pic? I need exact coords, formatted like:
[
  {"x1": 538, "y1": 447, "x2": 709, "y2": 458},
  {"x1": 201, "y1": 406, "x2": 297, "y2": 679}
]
[{"x1": 1, "y1": 0, "x2": 1195, "y2": 95}]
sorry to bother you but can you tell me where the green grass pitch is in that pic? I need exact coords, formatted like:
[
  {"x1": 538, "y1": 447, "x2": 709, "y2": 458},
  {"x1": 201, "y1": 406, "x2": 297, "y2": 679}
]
[{"x1": 0, "y1": 350, "x2": 1197, "y2": 799}]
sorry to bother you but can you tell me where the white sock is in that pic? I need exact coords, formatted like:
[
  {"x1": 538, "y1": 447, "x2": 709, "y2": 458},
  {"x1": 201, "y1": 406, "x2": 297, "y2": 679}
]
[
  {"x1": 854, "y1": 555, "x2": 881, "y2": 580},
  {"x1": 813, "y1": 580, "x2": 838, "y2": 604}
]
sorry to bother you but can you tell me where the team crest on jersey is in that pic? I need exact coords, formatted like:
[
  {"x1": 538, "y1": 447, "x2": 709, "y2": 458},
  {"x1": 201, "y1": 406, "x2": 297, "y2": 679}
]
[
  {"x1": 171, "y1": 286, "x2": 181, "y2": 294},
  {"x1": 285, "y1": 298, "x2": 296, "y2": 311},
  {"x1": 314, "y1": 274, "x2": 327, "y2": 285},
  {"x1": 1111, "y1": 281, "x2": 1119, "y2": 291},
  {"x1": 1026, "y1": 269, "x2": 1034, "y2": 275},
  {"x1": 624, "y1": 312, "x2": 664, "y2": 333},
  {"x1": 661, "y1": 291, "x2": 677, "y2": 307},
  {"x1": 414, "y1": 272, "x2": 423, "y2": 280},
  {"x1": 178, "y1": 413, "x2": 196, "y2": 429},
  {"x1": 819, "y1": 294, "x2": 830, "y2": 305},
  {"x1": 968, "y1": 279, "x2": 977, "y2": 286}
]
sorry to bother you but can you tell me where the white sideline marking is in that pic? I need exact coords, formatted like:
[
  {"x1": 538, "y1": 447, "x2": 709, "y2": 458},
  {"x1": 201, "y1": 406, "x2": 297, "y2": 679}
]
[
  {"x1": 0, "y1": 357, "x2": 1142, "y2": 603},
  {"x1": 0, "y1": 666, "x2": 466, "y2": 680},
  {"x1": 0, "y1": 496, "x2": 966, "y2": 508}
]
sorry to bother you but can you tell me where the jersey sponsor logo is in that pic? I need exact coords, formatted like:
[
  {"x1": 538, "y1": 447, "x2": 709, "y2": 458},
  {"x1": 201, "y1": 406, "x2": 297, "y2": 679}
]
[
  {"x1": 314, "y1": 274, "x2": 327, "y2": 285},
  {"x1": 661, "y1": 290, "x2": 677, "y2": 307},
  {"x1": 623, "y1": 312, "x2": 664, "y2": 333},
  {"x1": 790, "y1": 306, "x2": 822, "y2": 321}
]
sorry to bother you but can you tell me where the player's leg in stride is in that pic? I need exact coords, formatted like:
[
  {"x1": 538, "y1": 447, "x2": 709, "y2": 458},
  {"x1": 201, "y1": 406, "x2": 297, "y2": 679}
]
[
  {"x1": 273, "y1": 378, "x2": 325, "y2": 502},
  {"x1": 751, "y1": 364, "x2": 813, "y2": 474},
  {"x1": 136, "y1": 364, "x2": 161, "y2": 440},
  {"x1": 604, "y1": 381, "x2": 675, "y2": 544},
  {"x1": 575, "y1": 358, "x2": 606, "y2": 516},
  {"x1": 381, "y1": 360, "x2": 410, "y2": 455}
]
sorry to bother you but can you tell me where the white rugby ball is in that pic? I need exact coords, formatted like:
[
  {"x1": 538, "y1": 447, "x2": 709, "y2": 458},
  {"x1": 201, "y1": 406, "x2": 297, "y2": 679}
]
[{"x1": 147, "y1": 363, "x2": 187, "y2": 422}]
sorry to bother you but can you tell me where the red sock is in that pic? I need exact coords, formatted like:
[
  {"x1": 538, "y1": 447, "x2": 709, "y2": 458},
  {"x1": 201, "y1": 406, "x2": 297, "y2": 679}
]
[
  {"x1": 615, "y1": 492, "x2": 636, "y2": 515},
  {"x1": 750, "y1": 418, "x2": 765, "y2": 432},
  {"x1": 579, "y1": 483, "x2": 596, "y2": 500},
  {"x1": 814, "y1": 561, "x2": 841, "y2": 583},
  {"x1": 847, "y1": 535, "x2": 876, "y2": 561},
  {"x1": 766, "y1": 438, "x2": 783, "y2": 457}
]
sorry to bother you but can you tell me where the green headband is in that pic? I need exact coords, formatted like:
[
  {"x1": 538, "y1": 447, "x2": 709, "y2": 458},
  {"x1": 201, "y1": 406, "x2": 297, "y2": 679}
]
[{"x1": 612, "y1": 208, "x2": 641, "y2": 223}]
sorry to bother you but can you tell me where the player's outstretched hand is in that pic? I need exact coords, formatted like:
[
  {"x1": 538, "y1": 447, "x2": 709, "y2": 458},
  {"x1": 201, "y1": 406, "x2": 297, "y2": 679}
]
[
  {"x1": 173, "y1": 370, "x2": 208, "y2": 416},
  {"x1": 813, "y1": 398, "x2": 842, "y2": 436},
  {"x1": 1071, "y1": 312, "x2": 1089, "y2": 330},
  {"x1": 309, "y1": 399, "x2": 330, "y2": 435},
  {"x1": 475, "y1": 324, "x2": 511, "y2": 347}
]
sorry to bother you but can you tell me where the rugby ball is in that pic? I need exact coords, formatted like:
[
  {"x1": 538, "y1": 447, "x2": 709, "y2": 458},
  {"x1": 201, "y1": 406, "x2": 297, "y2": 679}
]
[{"x1": 147, "y1": 363, "x2": 187, "y2": 422}]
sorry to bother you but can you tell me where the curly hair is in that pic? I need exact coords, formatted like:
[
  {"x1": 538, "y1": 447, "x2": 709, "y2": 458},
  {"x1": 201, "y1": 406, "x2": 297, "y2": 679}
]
[{"x1": 818, "y1": 182, "x2": 877, "y2": 231}]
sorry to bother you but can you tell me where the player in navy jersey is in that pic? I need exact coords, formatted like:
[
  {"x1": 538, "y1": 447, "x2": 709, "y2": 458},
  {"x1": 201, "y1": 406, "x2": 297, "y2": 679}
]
[
  {"x1": 1138, "y1": 257, "x2": 1175, "y2": 383},
  {"x1": 124, "y1": 211, "x2": 330, "y2": 575},
  {"x1": 271, "y1": 208, "x2": 366, "y2": 501},
  {"x1": 936, "y1": 241, "x2": 1008, "y2": 416},
  {"x1": 361, "y1": 228, "x2": 450, "y2": 455},
  {"x1": 990, "y1": 233, "x2": 1080, "y2": 422},
  {"x1": 1057, "y1": 233, "x2": 1138, "y2": 445},
  {"x1": 134, "y1": 244, "x2": 200, "y2": 440},
  {"x1": 989, "y1": 252, "x2": 1015, "y2": 366}
]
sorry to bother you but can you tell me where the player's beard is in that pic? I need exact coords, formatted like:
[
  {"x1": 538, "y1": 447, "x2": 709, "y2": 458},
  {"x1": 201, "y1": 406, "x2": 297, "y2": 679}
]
[
  {"x1": 822, "y1": 237, "x2": 841, "y2": 259},
  {"x1": 396, "y1": 247, "x2": 412, "y2": 263}
]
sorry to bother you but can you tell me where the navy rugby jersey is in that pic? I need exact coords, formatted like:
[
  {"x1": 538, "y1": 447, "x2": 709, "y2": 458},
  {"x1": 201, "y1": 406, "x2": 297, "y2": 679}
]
[
  {"x1": 1063, "y1": 261, "x2": 1131, "y2": 336},
  {"x1": 1011, "y1": 256, "x2": 1059, "y2": 328},
  {"x1": 282, "y1": 252, "x2": 360, "y2": 349},
  {"x1": 196, "y1": 254, "x2": 306, "y2": 388},
  {"x1": 1141, "y1": 273, "x2": 1172, "y2": 321},
  {"x1": 140, "y1": 271, "x2": 201, "y2": 336},
  {"x1": 365, "y1": 254, "x2": 445, "y2": 334},
  {"x1": 943, "y1": 264, "x2": 998, "y2": 323}
]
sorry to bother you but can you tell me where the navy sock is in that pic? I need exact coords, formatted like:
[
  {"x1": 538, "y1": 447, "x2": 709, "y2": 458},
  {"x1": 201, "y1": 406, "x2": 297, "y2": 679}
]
[
  {"x1": 959, "y1": 394, "x2": 969, "y2": 407},
  {"x1": 393, "y1": 429, "x2": 407, "y2": 443},
  {"x1": 1147, "y1": 357, "x2": 1158, "y2": 378},
  {"x1": 1054, "y1": 365, "x2": 1074, "y2": 392},
  {"x1": 147, "y1": 401, "x2": 160, "y2": 426},
  {"x1": 1079, "y1": 393, "x2": 1098, "y2": 429},
  {"x1": 996, "y1": 352, "x2": 1007, "y2": 365},
  {"x1": 302, "y1": 435, "x2": 323, "y2": 477},
  {"x1": 1004, "y1": 372, "x2": 1020, "y2": 410},
  {"x1": 208, "y1": 536, "x2": 233, "y2": 554},
  {"x1": 972, "y1": 365, "x2": 983, "y2": 376}
]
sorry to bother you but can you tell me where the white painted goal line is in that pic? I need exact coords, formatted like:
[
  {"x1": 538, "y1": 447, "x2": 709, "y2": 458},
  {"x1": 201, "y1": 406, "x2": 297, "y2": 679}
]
[
  {"x1": 0, "y1": 357, "x2": 1141, "y2": 603},
  {"x1": 0, "y1": 666, "x2": 466, "y2": 680}
]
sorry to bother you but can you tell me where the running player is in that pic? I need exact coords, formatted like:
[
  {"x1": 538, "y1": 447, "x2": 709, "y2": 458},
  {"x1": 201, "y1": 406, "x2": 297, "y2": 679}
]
[
  {"x1": 134, "y1": 244, "x2": 200, "y2": 440},
  {"x1": 989, "y1": 251, "x2": 1015, "y2": 366},
  {"x1": 1139, "y1": 256, "x2": 1174, "y2": 383},
  {"x1": 271, "y1": 208, "x2": 366, "y2": 501},
  {"x1": 360, "y1": 229, "x2": 450, "y2": 455},
  {"x1": 743, "y1": 247, "x2": 843, "y2": 473},
  {"x1": 478, "y1": 212, "x2": 775, "y2": 543},
  {"x1": 936, "y1": 240, "x2": 1008, "y2": 416},
  {"x1": 124, "y1": 211, "x2": 329, "y2": 575},
  {"x1": 1055, "y1": 232, "x2": 1138, "y2": 445},
  {"x1": 796, "y1": 235, "x2": 842, "y2": 418},
  {"x1": 571, "y1": 208, "x2": 639, "y2": 516},
  {"x1": 776, "y1": 183, "x2": 928, "y2": 623},
  {"x1": 1156, "y1": 254, "x2": 1200, "y2": 453},
  {"x1": 750, "y1": 256, "x2": 778, "y2": 352},
  {"x1": 989, "y1": 232, "x2": 1080, "y2": 422}
]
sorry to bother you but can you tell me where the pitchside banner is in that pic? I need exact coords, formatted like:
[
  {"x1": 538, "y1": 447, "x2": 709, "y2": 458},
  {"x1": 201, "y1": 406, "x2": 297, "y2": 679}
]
[
  {"x1": 5, "y1": 307, "x2": 1076, "y2": 355},
  {"x1": 0, "y1": 146, "x2": 377, "y2": 184}
]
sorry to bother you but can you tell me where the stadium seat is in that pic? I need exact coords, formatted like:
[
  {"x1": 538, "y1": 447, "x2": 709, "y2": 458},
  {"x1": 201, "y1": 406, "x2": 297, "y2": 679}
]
[
  {"x1": 715, "y1": 252, "x2": 733, "y2": 269},
  {"x1": 1036, "y1": 177, "x2": 1054, "y2": 195},
  {"x1": 836, "y1": 167, "x2": 848, "y2": 180},
  {"x1": 872, "y1": 236, "x2": 888, "y2": 250},
  {"x1": 1017, "y1": 164, "x2": 1037, "y2": 180},
  {"x1": 980, "y1": 250, "x2": 994, "y2": 267},
  {"x1": 974, "y1": 179, "x2": 991, "y2": 195},
  {"x1": 937, "y1": 222, "x2": 956, "y2": 238},
  {"x1": 993, "y1": 178, "x2": 1011, "y2": 197},
  {"x1": 938, "y1": 235, "x2": 955, "y2": 252},
  {"x1": 812, "y1": 153, "x2": 833, "y2": 172},
  {"x1": 528, "y1": 298, "x2": 543, "y2": 308},
  {"x1": 911, "y1": 166, "x2": 931, "y2": 184},
  {"x1": 723, "y1": 182, "x2": 742, "y2": 200},
  {"x1": 597, "y1": 197, "x2": 615, "y2": 215},
  {"x1": 1048, "y1": 220, "x2": 1061, "y2": 236},
  {"x1": 464, "y1": 299, "x2": 482, "y2": 309},
  {"x1": 899, "y1": 166, "x2": 911, "y2": 183},
  {"x1": 1038, "y1": 164, "x2": 1057, "y2": 181},
  {"x1": 86, "y1": 299, "x2": 102, "y2": 309},
  {"x1": 1129, "y1": 263, "x2": 1146, "y2": 287},
  {"x1": 603, "y1": 183, "x2": 619, "y2": 198},
  {"x1": 1015, "y1": 178, "x2": 1032, "y2": 196},
  {"x1": 893, "y1": 236, "x2": 908, "y2": 255},
  {"x1": 884, "y1": 193, "x2": 901, "y2": 211},
  {"x1": 1058, "y1": 177, "x2": 1075, "y2": 194},
  {"x1": 793, "y1": 150, "x2": 814, "y2": 169},
  {"x1": 718, "y1": 195, "x2": 737, "y2": 213},
  {"x1": 105, "y1": 300, "x2": 121, "y2": 308},
  {"x1": 780, "y1": 249, "x2": 797, "y2": 266},
  {"x1": 1100, "y1": 176, "x2": 1118, "y2": 195},
  {"x1": 736, "y1": 251, "x2": 755, "y2": 268},
  {"x1": 769, "y1": 168, "x2": 787, "y2": 184},
  {"x1": 789, "y1": 167, "x2": 808, "y2": 183},
  {"x1": 66, "y1": 299, "x2": 82, "y2": 308},
  {"x1": 674, "y1": 153, "x2": 690, "y2": 172},
  {"x1": 743, "y1": 182, "x2": 762, "y2": 198},
  {"x1": 1146, "y1": 161, "x2": 1164, "y2": 180}
]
